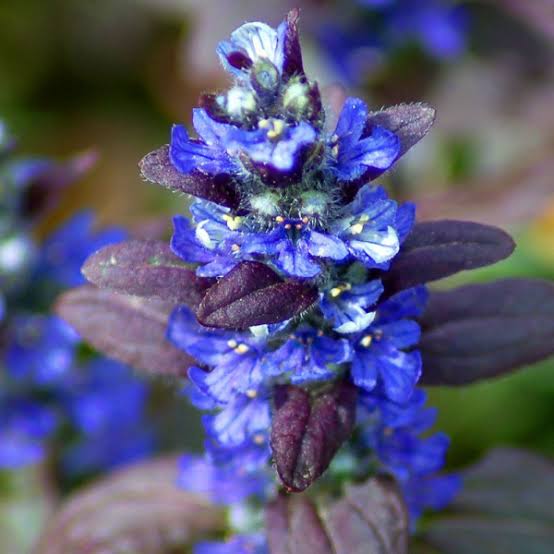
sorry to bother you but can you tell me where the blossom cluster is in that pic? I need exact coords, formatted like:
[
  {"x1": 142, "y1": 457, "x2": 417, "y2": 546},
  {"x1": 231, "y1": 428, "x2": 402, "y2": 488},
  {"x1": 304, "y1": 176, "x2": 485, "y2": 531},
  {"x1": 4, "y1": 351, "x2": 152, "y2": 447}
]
[
  {"x1": 140, "y1": 12, "x2": 460, "y2": 551},
  {"x1": 0, "y1": 133, "x2": 153, "y2": 476}
]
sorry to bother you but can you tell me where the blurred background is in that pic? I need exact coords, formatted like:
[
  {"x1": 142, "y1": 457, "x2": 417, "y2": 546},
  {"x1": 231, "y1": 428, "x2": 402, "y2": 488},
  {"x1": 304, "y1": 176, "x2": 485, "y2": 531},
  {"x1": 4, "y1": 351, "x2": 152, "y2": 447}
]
[{"x1": 0, "y1": 0, "x2": 553, "y2": 549}]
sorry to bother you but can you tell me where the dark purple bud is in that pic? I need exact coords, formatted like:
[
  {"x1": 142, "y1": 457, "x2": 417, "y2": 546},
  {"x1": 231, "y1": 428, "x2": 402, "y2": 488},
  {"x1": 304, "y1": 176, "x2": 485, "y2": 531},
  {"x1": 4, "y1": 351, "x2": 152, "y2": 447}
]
[
  {"x1": 82, "y1": 240, "x2": 214, "y2": 309},
  {"x1": 139, "y1": 145, "x2": 240, "y2": 209},
  {"x1": 423, "y1": 448, "x2": 554, "y2": 554},
  {"x1": 282, "y1": 9, "x2": 305, "y2": 79},
  {"x1": 56, "y1": 286, "x2": 194, "y2": 377},
  {"x1": 383, "y1": 220, "x2": 515, "y2": 293},
  {"x1": 226, "y1": 50, "x2": 253, "y2": 71},
  {"x1": 265, "y1": 476, "x2": 408, "y2": 554},
  {"x1": 271, "y1": 382, "x2": 357, "y2": 492},
  {"x1": 420, "y1": 278, "x2": 554, "y2": 385},
  {"x1": 196, "y1": 261, "x2": 318, "y2": 329},
  {"x1": 34, "y1": 456, "x2": 225, "y2": 554}
]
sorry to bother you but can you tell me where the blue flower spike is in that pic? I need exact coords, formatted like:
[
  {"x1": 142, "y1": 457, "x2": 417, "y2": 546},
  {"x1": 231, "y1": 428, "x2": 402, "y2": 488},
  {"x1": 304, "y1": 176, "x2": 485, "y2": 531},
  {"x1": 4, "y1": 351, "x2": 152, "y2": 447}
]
[{"x1": 70, "y1": 9, "x2": 554, "y2": 552}]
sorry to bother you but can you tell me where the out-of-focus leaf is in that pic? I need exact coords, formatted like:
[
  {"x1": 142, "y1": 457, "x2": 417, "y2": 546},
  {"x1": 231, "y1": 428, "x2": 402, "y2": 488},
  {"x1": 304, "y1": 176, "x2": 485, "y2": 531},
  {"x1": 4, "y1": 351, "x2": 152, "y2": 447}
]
[
  {"x1": 368, "y1": 103, "x2": 436, "y2": 162},
  {"x1": 56, "y1": 286, "x2": 194, "y2": 377},
  {"x1": 266, "y1": 495, "x2": 334, "y2": 554},
  {"x1": 271, "y1": 382, "x2": 357, "y2": 492},
  {"x1": 422, "y1": 448, "x2": 554, "y2": 554},
  {"x1": 82, "y1": 240, "x2": 214, "y2": 308},
  {"x1": 139, "y1": 145, "x2": 240, "y2": 209},
  {"x1": 266, "y1": 476, "x2": 408, "y2": 554},
  {"x1": 33, "y1": 455, "x2": 224, "y2": 554},
  {"x1": 384, "y1": 220, "x2": 515, "y2": 293},
  {"x1": 489, "y1": 0, "x2": 554, "y2": 39},
  {"x1": 196, "y1": 261, "x2": 318, "y2": 329},
  {"x1": 420, "y1": 278, "x2": 554, "y2": 385},
  {"x1": 416, "y1": 150, "x2": 554, "y2": 228}
]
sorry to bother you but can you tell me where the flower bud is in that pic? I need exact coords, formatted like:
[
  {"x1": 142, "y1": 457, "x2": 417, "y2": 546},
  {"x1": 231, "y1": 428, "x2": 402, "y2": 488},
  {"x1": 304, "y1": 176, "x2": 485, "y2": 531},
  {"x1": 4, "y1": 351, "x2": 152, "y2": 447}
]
[{"x1": 250, "y1": 59, "x2": 280, "y2": 98}]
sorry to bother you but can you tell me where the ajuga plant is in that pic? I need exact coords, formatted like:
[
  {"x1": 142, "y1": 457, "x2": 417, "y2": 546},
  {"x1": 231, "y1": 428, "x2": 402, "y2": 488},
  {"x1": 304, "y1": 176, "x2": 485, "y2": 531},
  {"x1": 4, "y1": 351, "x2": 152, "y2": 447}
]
[
  {"x1": 0, "y1": 124, "x2": 153, "y2": 476},
  {"x1": 58, "y1": 10, "x2": 554, "y2": 554}
]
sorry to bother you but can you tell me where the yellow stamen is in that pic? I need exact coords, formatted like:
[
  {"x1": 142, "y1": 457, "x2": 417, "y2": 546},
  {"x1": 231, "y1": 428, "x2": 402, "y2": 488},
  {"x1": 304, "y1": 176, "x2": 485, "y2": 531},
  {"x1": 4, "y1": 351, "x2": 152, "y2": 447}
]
[
  {"x1": 360, "y1": 335, "x2": 373, "y2": 348},
  {"x1": 246, "y1": 389, "x2": 257, "y2": 399},
  {"x1": 223, "y1": 214, "x2": 242, "y2": 231},
  {"x1": 234, "y1": 343, "x2": 250, "y2": 354}
]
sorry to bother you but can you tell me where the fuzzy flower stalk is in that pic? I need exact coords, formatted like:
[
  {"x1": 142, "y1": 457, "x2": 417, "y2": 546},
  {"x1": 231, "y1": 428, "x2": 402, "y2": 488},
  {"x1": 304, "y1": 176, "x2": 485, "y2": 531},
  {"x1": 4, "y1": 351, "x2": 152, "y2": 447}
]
[{"x1": 68, "y1": 10, "x2": 554, "y2": 554}]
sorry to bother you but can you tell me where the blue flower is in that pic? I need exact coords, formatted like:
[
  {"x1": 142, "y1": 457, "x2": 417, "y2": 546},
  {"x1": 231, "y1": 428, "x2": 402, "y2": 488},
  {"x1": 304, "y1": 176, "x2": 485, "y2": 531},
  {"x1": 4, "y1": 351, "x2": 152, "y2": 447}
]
[
  {"x1": 5, "y1": 315, "x2": 79, "y2": 385},
  {"x1": 171, "y1": 109, "x2": 316, "y2": 179},
  {"x1": 330, "y1": 98, "x2": 399, "y2": 182},
  {"x1": 332, "y1": 186, "x2": 405, "y2": 270},
  {"x1": 217, "y1": 20, "x2": 288, "y2": 77},
  {"x1": 168, "y1": 307, "x2": 268, "y2": 402},
  {"x1": 178, "y1": 454, "x2": 269, "y2": 505},
  {"x1": 170, "y1": 123, "x2": 236, "y2": 176},
  {"x1": 203, "y1": 390, "x2": 271, "y2": 448},
  {"x1": 320, "y1": 279, "x2": 384, "y2": 334},
  {"x1": 39, "y1": 211, "x2": 126, "y2": 287},
  {"x1": 194, "y1": 534, "x2": 268, "y2": 554},
  {"x1": 350, "y1": 287, "x2": 427, "y2": 403},
  {"x1": 244, "y1": 223, "x2": 349, "y2": 279},
  {"x1": 264, "y1": 327, "x2": 351, "y2": 384}
]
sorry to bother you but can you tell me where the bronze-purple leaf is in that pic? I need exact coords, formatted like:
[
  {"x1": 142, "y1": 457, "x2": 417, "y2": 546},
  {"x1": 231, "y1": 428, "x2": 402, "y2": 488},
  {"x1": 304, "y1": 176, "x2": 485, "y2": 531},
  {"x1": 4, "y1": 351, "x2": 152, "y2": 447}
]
[
  {"x1": 266, "y1": 495, "x2": 334, "y2": 554},
  {"x1": 368, "y1": 103, "x2": 435, "y2": 169},
  {"x1": 265, "y1": 476, "x2": 409, "y2": 554},
  {"x1": 271, "y1": 382, "x2": 357, "y2": 492},
  {"x1": 423, "y1": 448, "x2": 554, "y2": 554},
  {"x1": 33, "y1": 455, "x2": 224, "y2": 554},
  {"x1": 55, "y1": 286, "x2": 194, "y2": 377},
  {"x1": 139, "y1": 145, "x2": 240, "y2": 209},
  {"x1": 196, "y1": 261, "x2": 318, "y2": 329},
  {"x1": 383, "y1": 220, "x2": 515, "y2": 293},
  {"x1": 420, "y1": 278, "x2": 554, "y2": 385},
  {"x1": 82, "y1": 239, "x2": 214, "y2": 309}
]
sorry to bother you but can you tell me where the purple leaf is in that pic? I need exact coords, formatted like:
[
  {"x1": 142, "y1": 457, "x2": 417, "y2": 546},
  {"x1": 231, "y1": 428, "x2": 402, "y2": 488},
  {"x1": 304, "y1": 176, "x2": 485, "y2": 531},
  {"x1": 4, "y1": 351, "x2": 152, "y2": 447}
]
[
  {"x1": 196, "y1": 261, "x2": 318, "y2": 329},
  {"x1": 82, "y1": 240, "x2": 214, "y2": 308},
  {"x1": 139, "y1": 145, "x2": 240, "y2": 209},
  {"x1": 34, "y1": 456, "x2": 224, "y2": 554},
  {"x1": 423, "y1": 448, "x2": 554, "y2": 554},
  {"x1": 270, "y1": 382, "x2": 357, "y2": 492},
  {"x1": 55, "y1": 286, "x2": 194, "y2": 377},
  {"x1": 384, "y1": 220, "x2": 515, "y2": 293},
  {"x1": 282, "y1": 9, "x2": 304, "y2": 79},
  {"x1": 265, "y1": 476, "x2": 408, "y2": 554},
  {"x1": 420, "y1": 278, "x2": 554, "y2": 385}
]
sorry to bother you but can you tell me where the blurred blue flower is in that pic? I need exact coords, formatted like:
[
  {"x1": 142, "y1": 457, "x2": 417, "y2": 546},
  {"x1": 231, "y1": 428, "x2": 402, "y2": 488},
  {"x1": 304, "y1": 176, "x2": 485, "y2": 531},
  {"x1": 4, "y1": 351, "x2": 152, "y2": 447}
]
[
  {"x1": 5, "y1": 315, "x2": 79, "y2": 385},
  {"x1": 38, "y1": 211, "x2": 126, "y2": 287}
]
